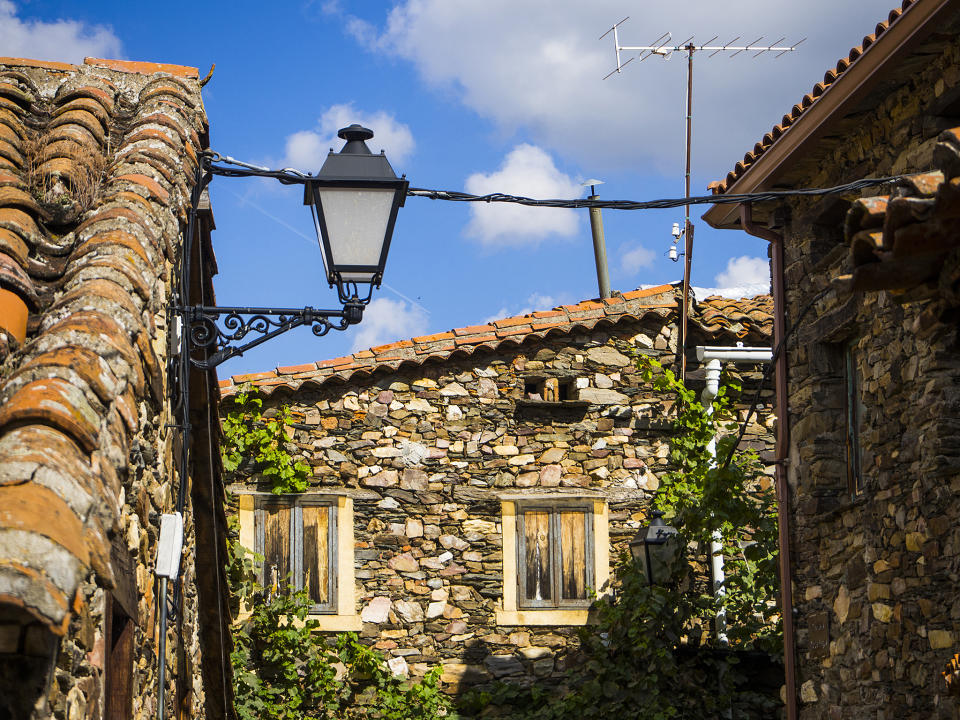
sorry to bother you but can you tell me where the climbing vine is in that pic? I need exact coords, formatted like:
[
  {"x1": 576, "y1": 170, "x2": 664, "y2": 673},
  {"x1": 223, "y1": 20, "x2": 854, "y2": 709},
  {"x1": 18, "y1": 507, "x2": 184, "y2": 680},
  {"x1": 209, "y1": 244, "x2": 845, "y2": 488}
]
[
  {"x1": 221, "y1": 385, "x2": 311, "y2": 494},
  {"x1": 226, "y1": 526, "x2": 454, "y2": 720},
  {"x1": 638, "y1": 355, "x2": 780, "y2": 651}
]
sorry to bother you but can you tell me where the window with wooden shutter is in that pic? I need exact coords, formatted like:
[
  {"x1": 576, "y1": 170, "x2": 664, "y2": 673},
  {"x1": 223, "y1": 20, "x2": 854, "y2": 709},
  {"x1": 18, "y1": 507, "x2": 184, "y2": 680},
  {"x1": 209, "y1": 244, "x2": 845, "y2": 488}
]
[
  {"x1": 517, "y1": 505, "x2": 594, "y2": 609},
  {"x1": 256, "y1": 498, "x2": 337, "y2": 613}
]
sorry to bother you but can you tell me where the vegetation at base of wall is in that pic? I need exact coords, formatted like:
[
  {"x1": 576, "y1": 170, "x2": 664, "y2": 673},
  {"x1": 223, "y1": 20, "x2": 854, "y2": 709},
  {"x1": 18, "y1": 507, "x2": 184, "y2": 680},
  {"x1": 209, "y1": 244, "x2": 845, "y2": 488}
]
[
  {"x1": 226, "y1": 530, "x2": 454, "y2": 719},
  {"x1": 222, "y1": 385, "x2": 311, "y2": 494},
  {"x1": 223, "y1": 386, "x2": 455, "y2": 719},
  {"x1": 458, "y1": 355, "x2": 781, "y2": 719}
]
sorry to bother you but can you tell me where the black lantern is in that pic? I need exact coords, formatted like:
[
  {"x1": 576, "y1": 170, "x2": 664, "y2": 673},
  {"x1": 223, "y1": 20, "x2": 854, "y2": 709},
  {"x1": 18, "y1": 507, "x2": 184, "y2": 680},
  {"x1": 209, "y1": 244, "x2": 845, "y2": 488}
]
[
  {"x1": 629, "y1": 510, "x2": 682, "y2": 585},
  {"x1": 304, "y1": 124, "x2": 409, "y2": 308}
]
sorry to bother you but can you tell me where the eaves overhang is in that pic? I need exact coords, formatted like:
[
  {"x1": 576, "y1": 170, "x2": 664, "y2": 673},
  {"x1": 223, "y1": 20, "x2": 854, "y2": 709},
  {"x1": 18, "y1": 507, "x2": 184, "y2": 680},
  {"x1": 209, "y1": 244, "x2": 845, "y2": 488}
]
[{"x1": 703, "y1": 0, "x2": 956, "y2": 231}]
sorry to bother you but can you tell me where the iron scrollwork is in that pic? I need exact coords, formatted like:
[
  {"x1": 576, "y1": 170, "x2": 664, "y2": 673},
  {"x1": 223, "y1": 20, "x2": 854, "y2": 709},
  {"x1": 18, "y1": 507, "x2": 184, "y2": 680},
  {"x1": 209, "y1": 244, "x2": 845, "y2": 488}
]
[{"x1": 179, "y1": 303, "x2": 362, "y2": 370}]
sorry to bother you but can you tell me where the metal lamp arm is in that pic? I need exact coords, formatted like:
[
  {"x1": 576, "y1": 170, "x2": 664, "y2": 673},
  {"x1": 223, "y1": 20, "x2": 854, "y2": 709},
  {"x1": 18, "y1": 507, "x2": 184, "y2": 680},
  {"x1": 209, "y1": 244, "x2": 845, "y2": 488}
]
[{"x1": 178, "y1": 304, "x2": 361, "y2": 370}]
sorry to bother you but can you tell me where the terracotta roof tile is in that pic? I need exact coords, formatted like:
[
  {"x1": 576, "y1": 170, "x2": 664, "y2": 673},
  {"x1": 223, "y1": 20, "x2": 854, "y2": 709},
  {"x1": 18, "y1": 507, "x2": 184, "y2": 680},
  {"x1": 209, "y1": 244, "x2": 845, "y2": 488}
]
[
  {"x1": 840, "y1": 127, "x2": 960, "y2": 296},
  {"x1": 114, "y1": 173, "x2": 170, "y2": 204},
  {"x1": 710, "y1": 0, "x2": 919, "y2": 195},
  {"x1": 412, "y1": 331, "x2": 455, "y2": 342},
  {"x1": 370, "y1": 339, "x2": 413, "y2": 353},
  {"x1": 496, "y1": 326, "x2": 533, "y2": 337},
  {"x1": 453, "y1": 324, "x2": 495, "y2": 336},
  {"x1": 0, "y1": 56, "x2": 210, "y2": 635},
  {"x1": 277, "y1": 362, "x2": 317, "y2": 375},
  {"x1": 0, "y1": 57, "x2": 75, "y2": 72},
  {"x1": 454, "y1": 333, "x2": 497, "y2": 346},
  {"x1": 222, "y1": 283, "x2": 773, "y2": 397},
  {"x1": 317, "y1": 356, "x2": 354, "y2": 369},
  {"x1": 83, "y1": 57, "x2": 200, "y2": 79}
]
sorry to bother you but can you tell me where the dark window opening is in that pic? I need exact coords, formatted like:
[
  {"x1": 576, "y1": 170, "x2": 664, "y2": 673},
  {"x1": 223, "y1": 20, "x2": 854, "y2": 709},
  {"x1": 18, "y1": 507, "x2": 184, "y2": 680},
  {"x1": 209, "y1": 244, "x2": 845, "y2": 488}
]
[
  {"x1": 845, "y1": 345, "x2": 864, "y2": 495},
  {"x1": 523, "y1": 377, "x2": 575, "y2": 402},
  {"x1": 524, "y1": 379, "x2": 541, "y2": 399},
  {"x1": 104, "y1": 596, "x2": 134, "y2": 720}
]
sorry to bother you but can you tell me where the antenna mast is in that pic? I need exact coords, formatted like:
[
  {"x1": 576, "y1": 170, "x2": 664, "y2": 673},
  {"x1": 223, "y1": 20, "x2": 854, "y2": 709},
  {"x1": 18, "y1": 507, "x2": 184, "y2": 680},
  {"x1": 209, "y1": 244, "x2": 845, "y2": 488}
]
[{"x1": 601, "y1": 19, "x2": 802, "y2": 380}]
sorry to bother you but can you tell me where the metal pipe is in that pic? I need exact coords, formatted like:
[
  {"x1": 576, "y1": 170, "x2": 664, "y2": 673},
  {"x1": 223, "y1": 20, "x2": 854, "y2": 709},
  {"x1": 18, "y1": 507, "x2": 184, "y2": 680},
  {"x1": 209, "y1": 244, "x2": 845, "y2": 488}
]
[
  {"x1": 697, "y1": 346, "x2": 773, "y2": 363},
  {"x1": 680, "y1": 43, "x2": 695, "y2": 381},
  {"x1": 701, "y1": 358, "x2": 728, "y2": 644},
  {"x1": 739, "y1": 202, "x2": 797, "y2": 720},
  {"x1": 588, "y1": 193, "x2": 611, "y2": 299},
  {"x1": 697, "y1": 346, "x2": 774, "y2": 646},
  {"x1": 158, "y1": 576, "x2": 168, "y2": 720}
]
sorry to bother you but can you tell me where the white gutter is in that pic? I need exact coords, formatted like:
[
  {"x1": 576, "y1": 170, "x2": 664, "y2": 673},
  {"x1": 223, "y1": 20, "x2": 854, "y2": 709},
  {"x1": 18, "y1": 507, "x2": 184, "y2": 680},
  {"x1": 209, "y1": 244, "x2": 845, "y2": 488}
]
[{"x1": 696, "y1": 345, "x2": 772, "y2": 645}]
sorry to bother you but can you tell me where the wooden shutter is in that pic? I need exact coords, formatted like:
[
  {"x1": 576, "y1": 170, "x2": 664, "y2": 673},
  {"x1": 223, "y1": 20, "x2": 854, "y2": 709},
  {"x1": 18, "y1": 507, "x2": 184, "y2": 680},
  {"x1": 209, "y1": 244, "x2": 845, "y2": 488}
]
[
  {"x1": 104, "y1": 595, "x2": 134, "y2": 720},
  {"x1": 300, "y1": 504, "x2": 333, "y2": 608},
  {"x1": 261, "y1": 502, "x2": 291, "y2": 593},
  {"x1": 521, "y1": 510, "x2": 552, "y2": 606},
  {"x1": 558, "y1": 511, "x2": 590, "y2": 601},
  {"x1": 518, "y1": 505, "x2": 595, "y2": 609}
]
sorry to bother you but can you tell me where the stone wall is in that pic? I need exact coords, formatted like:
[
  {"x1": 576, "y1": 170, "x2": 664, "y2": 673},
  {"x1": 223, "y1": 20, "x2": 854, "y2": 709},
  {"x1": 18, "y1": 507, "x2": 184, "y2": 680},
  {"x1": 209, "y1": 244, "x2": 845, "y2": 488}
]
[
  {"x1": 774, "y1": 33, "x2": 960, "y2": 720},
  {"x1": 226, "y1": 316, "x2": 775, "y2": 695}
]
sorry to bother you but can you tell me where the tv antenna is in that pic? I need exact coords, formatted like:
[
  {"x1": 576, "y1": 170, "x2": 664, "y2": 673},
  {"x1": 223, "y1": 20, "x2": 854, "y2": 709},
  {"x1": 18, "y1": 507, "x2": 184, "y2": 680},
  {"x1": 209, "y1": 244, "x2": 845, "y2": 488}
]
[{"x1": 601, "y1": 18, "x2": 803, "y2": 380}]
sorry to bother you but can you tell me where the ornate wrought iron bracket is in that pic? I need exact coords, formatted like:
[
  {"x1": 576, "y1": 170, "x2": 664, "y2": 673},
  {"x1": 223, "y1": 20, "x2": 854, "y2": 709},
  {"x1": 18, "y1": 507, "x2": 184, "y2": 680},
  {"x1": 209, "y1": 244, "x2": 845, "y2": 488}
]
[
  {"x1": 174, "y1": 152, "x2": 372, "y2": 370},
  {"x1": 176, "y1": 303, "x2": 363, "y2": 370}
]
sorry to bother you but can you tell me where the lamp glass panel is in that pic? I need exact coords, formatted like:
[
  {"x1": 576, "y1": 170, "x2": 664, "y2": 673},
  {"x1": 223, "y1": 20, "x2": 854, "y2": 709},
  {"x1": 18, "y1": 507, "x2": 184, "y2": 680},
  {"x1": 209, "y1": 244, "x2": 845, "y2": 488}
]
[
  {"x1": 648, "y1": 533, "x2": 680, "y2": 585},
  {"x1": 317, "y1": 188, "x2": 394, "y2": 278}
]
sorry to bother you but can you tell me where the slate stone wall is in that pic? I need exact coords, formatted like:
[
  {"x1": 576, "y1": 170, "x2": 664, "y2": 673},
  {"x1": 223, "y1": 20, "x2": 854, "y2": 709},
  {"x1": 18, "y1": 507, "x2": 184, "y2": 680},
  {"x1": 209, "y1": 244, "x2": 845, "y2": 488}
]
[
  {"x1": 227, "y1": 317, "x2": 775, "y2": 693},
  {"x1": 774, "y1": 38, "x2": 960, "y2": 720}
]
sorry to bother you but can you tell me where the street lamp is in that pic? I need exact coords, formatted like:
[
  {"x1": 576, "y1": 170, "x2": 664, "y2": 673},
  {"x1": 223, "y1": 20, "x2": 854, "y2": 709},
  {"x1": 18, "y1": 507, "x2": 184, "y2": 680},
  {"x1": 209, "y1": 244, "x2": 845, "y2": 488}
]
[
  {"x1": 178, "y1": 124, "x2": 407, "y2": 369},
  {"x1": 304, "y1": 124, "x2": 408, "y2": 314},
  {"x1": 629, "y1": 510, "x2": 682, "y2": 585}
]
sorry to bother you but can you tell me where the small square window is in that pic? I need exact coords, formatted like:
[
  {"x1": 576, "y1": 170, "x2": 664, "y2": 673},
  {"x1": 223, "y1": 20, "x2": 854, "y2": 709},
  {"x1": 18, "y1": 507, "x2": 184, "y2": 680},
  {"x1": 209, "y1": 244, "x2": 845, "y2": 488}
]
[
  {"x1": 256, "y1": 498, "x2": 337, "y2": 613},
  {"x1": 523, "y1": 377, "x2": 575, "y2": 402},
  {"x1": 517, "y1": 505, "x2": 594, "y2": 609}
]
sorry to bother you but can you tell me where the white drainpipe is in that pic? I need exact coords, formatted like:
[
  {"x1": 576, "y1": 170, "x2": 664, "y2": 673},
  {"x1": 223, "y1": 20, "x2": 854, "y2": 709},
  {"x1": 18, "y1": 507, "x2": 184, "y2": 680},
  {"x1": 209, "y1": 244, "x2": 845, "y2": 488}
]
[{"x1": 695, "y1": 345, "x2": 772, "y2": 645}]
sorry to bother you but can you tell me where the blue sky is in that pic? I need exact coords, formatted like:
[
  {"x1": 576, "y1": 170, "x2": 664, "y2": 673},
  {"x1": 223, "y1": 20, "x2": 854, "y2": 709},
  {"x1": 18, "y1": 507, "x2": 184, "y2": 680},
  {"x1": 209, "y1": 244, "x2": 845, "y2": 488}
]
[{"x1": 4, "y1": 0, "x2": 898, "y2": 376}]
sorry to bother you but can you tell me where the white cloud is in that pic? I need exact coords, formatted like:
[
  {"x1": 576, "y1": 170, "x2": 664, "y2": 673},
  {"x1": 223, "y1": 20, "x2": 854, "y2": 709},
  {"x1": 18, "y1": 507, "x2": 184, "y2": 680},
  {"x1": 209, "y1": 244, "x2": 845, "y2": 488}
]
[
  {"x1": 351, "y1": 0, "x2": 898, "y2": 175},
  {"x1": 349, "y1": 297, "x2": 428, "y2": 352},
  {"x1": 715, "y1": 255, "x2": 770, "y2": 288},
  {"x1": 620, "y1": 242, "x2": 656, "y2": 274},
  {"x1": 482, "y1": 291, "x2": 572, "y2": 324},
  {"x1": 464, "y1": 144, "x2": 581, "y2": 246},
  {"x1": 0, "y1": 1, "x2": 122, "y2": 64},
  {"x1": 283, "y1": 103, "x2": 415, "y2": 172}
]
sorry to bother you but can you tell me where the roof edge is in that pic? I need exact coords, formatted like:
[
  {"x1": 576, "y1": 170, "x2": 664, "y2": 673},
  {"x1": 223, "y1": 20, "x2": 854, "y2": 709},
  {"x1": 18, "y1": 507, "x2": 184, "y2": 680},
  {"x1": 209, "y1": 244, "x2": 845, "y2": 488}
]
[{"x1": 703, "y1": 0, "x2": 952, "y2": 230}]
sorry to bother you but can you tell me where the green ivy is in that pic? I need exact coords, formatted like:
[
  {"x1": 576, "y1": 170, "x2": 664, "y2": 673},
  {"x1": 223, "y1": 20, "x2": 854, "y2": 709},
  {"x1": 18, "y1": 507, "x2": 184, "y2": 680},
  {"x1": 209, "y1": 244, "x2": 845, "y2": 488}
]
[{"x1": 221, "y1": 385, "x2": 311, "y2": 494}]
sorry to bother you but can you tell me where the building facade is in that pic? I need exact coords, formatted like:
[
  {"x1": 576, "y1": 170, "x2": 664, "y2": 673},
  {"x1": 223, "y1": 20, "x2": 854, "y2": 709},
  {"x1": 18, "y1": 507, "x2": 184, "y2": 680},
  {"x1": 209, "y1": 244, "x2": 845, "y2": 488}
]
[
  {"x1": 705, "y1": 1, "x2": 960, "y2": 716},
  {"x1": 218, "y1": 284, "x2": 775, "y2": 694},
  {"x1": 0, "y1": 57, "x2": 230, "y2": 719}
]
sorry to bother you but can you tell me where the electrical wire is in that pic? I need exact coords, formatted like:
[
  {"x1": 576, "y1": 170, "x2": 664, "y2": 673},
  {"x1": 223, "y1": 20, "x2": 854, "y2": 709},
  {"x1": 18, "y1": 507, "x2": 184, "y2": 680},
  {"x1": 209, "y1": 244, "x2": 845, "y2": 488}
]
[
  {"x1": 406, "y1": 175, "x2": 903, "y2": 209},
  {"x1": 205, "y1": 150, "x2": 909, "y2": 209}
]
